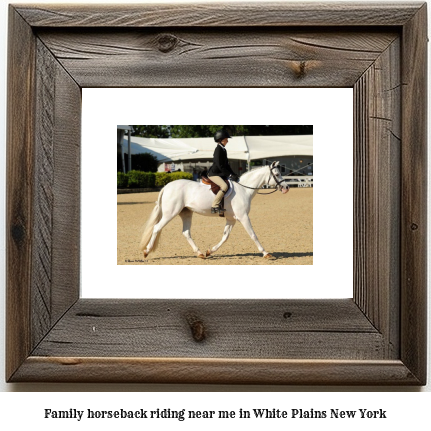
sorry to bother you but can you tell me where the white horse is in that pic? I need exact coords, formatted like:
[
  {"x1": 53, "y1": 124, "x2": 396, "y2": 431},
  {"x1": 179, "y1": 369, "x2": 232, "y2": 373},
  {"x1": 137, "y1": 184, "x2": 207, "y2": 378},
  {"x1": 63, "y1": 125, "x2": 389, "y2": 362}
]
[{"x1": 139, "y1": 161, "x2": 289, "y2": 260}]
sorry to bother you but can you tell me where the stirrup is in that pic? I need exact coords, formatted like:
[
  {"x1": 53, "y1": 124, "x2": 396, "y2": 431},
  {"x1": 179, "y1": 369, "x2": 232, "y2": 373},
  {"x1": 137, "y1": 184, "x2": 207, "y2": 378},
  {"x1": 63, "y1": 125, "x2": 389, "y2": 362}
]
[{"x1": 211, "y1": 206, "x2": 226, "y2": 214}]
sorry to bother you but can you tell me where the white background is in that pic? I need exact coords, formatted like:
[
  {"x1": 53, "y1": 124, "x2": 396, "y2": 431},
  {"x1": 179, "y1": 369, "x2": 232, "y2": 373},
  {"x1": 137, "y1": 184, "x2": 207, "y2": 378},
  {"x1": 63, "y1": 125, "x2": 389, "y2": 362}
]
[
  {"x1": 0, "y1": 0, "x2": 430, "y2": 418},
  {"x1": 81, "y1": 87, "x2": 352, "y2": 299}
]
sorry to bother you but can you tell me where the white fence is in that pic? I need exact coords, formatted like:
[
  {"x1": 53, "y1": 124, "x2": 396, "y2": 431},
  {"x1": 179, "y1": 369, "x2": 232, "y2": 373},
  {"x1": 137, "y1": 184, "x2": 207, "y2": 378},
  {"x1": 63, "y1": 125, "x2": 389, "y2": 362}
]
[
  {"x1": 283, "y1": 176, "x2": 313, "y2": 188},
  {"x1": 261, "y1": 176, "x2": 313, "y2": 189}
]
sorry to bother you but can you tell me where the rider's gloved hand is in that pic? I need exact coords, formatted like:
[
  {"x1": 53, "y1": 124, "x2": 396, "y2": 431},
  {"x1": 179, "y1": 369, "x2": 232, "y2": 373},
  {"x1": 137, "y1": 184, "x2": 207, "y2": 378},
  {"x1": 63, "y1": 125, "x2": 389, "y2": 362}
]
[{"x1": 230, "y1": 174, "x2": 239, "y2": 182}]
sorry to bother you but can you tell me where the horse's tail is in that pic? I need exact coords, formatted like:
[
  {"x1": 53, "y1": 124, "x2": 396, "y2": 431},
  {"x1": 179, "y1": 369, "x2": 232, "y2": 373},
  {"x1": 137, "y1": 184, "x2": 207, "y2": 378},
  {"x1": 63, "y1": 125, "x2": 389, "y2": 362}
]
[{"x1": 139, "y1": 188, "x2": 165, "y2": 253}]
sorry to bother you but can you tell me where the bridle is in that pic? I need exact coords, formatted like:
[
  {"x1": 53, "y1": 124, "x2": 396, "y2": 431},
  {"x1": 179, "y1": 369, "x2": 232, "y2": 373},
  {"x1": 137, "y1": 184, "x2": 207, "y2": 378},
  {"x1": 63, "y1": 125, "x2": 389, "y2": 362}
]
[
  {"x1": 268, "y1": 165, "x2": 290, "y2": 191},
  {"x1": 236, "y1": 165, "x2": 290, "y2": 195}
]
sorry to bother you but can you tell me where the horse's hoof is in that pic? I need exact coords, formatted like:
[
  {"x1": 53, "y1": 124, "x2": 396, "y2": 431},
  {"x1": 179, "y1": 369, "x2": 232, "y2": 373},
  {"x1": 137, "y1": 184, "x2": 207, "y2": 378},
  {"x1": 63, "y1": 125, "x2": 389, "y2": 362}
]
[
  {"x1": 143, "y1": 251, "x2": 148, "y2": 258},
  {"x1": 198, "y1": 253, "x2": 206, "y2": 259},
  {"x1": 206, "y1": 250, "x2": 211, "y2": 257},
  {"x1": 264, "y1": 253, "x2": 276, "y2": 260}
]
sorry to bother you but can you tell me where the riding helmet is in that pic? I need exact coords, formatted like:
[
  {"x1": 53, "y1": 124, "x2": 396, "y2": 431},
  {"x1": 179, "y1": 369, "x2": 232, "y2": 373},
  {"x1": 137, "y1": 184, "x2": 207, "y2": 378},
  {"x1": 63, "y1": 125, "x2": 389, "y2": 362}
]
[{"x1": 214, "y1": 129, "x2": 232, "y2": 142}]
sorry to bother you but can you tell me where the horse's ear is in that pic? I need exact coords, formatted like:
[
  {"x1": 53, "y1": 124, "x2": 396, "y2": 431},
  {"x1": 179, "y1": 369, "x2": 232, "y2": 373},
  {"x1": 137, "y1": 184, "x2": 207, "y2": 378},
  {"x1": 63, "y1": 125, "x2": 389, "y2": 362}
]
[
  {"x1": 275, "y1": 161, "x2": 280, "y2": 167},
  {"x1": 270, "y1": 161, "x2": 276, "y2": 168}
]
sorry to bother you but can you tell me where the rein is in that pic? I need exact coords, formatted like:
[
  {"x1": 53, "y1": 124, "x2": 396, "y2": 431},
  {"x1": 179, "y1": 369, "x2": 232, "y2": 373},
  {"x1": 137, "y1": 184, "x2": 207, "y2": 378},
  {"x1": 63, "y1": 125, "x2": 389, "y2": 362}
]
[
  {"x1": 237, "y1": 183, "x2": 279, "y2": 194},
  {"x1": 236, "y1": 163, "x2": 313, "y2": 194},
  {"x1": 237, "y1": 166, "x2": 284, "y2": 194},
  {"x1": 237, "y1": 164, "x2": 298, "y2": 194}
]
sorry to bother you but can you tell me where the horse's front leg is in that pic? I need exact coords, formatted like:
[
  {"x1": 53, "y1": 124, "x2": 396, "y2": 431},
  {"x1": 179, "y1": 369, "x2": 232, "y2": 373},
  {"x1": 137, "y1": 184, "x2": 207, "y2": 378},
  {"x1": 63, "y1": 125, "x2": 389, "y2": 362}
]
[
  {"x1": 206, "y1": 218, "x2": 236, "y2": 257},
  {"x1": 179, "y1": 209, "x2": 206, "y2": 259},
  {"x1": 238, "y1": 215, "x2": 276, "y2": 260}
]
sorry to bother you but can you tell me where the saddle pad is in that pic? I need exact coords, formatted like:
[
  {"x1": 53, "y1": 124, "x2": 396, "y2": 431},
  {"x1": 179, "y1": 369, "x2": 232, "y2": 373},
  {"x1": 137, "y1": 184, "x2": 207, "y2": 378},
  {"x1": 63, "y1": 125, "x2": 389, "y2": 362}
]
[{"x1": 200, "y1": 179, "x2": 233, "y2": 198}]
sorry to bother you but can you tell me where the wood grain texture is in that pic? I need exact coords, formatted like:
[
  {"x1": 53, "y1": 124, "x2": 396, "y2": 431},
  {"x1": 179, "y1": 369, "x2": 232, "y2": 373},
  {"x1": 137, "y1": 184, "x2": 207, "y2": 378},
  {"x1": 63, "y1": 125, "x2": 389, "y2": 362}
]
[
  {"x1": 31, "y1": 39, "x2": 81, "y2": 350},
  {"x1": 12, "y1": 357, "x2": 420, "y2": 385},
  {"x1": 400, "y1": 3, "x2": 428, "y2": 384},
  {"x1": 50, "y1": 52, "x2": 81, "y2": 324},
  {"x1": 37, "y1": 29, "x2": 398, "y2": 88},
  {"x1": 32, "y1": 40, "x2": 56, "y2": 347},
  {"x1": 32, "y1": 299, "x2": 383, "y2": 360},
  {"x1": 15, "y1": 2, "x2": 423, "y2": 27},
  {"x1": 6, "y1": 2, "x2": 427, "y2": 385},
  {"x1": 7, "y1": 8, "x2": 82, "y2": 382},
  {"x1": 6, "y1": 8, "x2": 36, "y2": 381},
  {"x1": 353, "y1": 38, "x2": 401, "y2": 358}
]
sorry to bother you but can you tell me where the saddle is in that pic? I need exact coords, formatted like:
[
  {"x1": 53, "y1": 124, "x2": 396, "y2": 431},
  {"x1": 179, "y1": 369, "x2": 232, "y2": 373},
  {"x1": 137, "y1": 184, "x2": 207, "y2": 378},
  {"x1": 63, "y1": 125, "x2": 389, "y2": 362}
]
[
  {"x1": 201, "y1": 175, "x2": 230, "y2": 195},
  {"x1": 201, "y1": 175, "x2": 230, "y2": 218}
]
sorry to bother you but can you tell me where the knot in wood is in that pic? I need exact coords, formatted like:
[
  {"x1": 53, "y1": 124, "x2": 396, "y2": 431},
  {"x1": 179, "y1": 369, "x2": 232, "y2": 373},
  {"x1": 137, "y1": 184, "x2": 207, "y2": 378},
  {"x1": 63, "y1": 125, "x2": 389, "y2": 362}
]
[
  {"x1": 157, "y1": 34, "x2": 178, "y2": 53},
  {"x1": 186, "y1": 314, "x2": 206, "y2": 342},
  {"x1": 11, "y1": 222, "x2": 25, "y2": 245},
  {"x1": 411, "y1": 223, "x2": 419, "y2": 231},
  {"x1": 294, "y1": 61, "x2": 307, "y2": 78}
]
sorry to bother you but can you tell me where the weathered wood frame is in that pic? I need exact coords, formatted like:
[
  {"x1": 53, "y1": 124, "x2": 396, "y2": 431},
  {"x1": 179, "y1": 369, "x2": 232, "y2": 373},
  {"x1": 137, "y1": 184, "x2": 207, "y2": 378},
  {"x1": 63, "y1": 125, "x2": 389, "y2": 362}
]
[{"x1": 6, "y1": 2, "x2": 427, "y2": 384}]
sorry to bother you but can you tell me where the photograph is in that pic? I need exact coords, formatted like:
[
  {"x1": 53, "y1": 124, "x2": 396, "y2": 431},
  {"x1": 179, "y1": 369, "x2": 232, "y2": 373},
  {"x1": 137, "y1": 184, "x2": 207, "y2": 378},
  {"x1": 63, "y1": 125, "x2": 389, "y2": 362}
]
[
  {"x1": 1, "y1": 0, "x2": 428, "y2": 397},
  {"x1": 80, "y1": 87, "x2": 350, "y2": 301},
  {"x1": 117, "y1": 125, "x2": 313, "y2": 265}
]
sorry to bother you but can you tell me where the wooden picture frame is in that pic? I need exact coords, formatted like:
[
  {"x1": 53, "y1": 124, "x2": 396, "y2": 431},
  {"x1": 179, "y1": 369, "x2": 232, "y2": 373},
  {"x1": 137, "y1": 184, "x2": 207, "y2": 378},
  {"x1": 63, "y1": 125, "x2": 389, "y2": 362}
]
[{"x1": 6, "y1": 2, "x2": 427, "y2": 385}]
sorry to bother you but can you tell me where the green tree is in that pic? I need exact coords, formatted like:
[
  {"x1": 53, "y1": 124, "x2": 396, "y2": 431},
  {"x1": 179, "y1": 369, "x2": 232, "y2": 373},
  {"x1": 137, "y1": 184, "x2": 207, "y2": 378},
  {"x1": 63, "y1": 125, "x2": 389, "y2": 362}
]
[
  {"x1": 170, "y1": 125, "x2": 213, "y2": 138},
  {"x1": 131, "y1": 152, "x2": 159, "y2": 172},
  {"x1": 131, "y1": 125, "x2": 313, "y2": 139},
  {"x1": 131, "y1": 125, "x2": 171, "y2": 138}
]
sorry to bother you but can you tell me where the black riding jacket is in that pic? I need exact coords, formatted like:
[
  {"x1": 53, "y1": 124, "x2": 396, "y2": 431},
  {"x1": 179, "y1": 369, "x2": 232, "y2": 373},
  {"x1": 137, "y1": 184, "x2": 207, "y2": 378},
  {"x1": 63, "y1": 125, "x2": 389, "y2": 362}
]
[{"x1": 208, "y1": 144, "x2": 236, "y2": 178}]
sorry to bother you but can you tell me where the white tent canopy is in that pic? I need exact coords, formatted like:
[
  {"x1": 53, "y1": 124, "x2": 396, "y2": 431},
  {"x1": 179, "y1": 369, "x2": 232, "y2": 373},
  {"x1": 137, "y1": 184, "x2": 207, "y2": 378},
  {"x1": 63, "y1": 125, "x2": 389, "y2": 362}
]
[
  {"x1": 121, "y1": 135, "x2": 313, "y2": 163},
  {"x1": 245, "y1": 135, "x2": 313, "y2": 160}
]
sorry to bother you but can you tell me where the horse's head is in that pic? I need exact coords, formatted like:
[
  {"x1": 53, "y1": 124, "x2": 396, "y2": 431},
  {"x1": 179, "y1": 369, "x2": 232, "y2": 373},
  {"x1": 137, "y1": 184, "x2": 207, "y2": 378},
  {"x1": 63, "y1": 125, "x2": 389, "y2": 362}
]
[{"x1": 268, "y1": 161, "x2": 289, "y2": 194}]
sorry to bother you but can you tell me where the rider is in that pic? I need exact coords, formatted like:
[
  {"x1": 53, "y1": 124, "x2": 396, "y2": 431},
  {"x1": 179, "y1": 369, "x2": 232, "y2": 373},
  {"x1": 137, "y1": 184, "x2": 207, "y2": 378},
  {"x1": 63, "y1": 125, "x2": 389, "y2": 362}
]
[{"x1": 208, "y1": 129, "x2": 239, "y2": 214}]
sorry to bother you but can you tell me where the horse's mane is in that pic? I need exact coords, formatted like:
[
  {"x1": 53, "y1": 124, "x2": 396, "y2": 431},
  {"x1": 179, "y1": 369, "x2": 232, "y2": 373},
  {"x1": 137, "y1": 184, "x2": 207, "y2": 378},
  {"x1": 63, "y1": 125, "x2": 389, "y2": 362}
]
[{"x1": 239, "y1": 165, "x2": 269, "y2": 181}]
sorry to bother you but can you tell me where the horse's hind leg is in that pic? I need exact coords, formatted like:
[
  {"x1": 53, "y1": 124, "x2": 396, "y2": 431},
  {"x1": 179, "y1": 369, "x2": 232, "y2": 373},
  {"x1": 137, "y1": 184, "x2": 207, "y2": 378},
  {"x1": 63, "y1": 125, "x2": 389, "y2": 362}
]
[
  {"x1": 206, "y1": 218, "x2": 236, "y2": 257},
  {"x1": 143, "y1": 211, "x2": 178, "y2": 257},
  {"x1": 143, "y1": 217, "x2": 167, "y2": 257},
  {"x1": 237, "y1": 214, "x2": 276, "y2": 259},
  {"x1": 179, "y1": 209, "x2": 206, "y2": 259}
]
